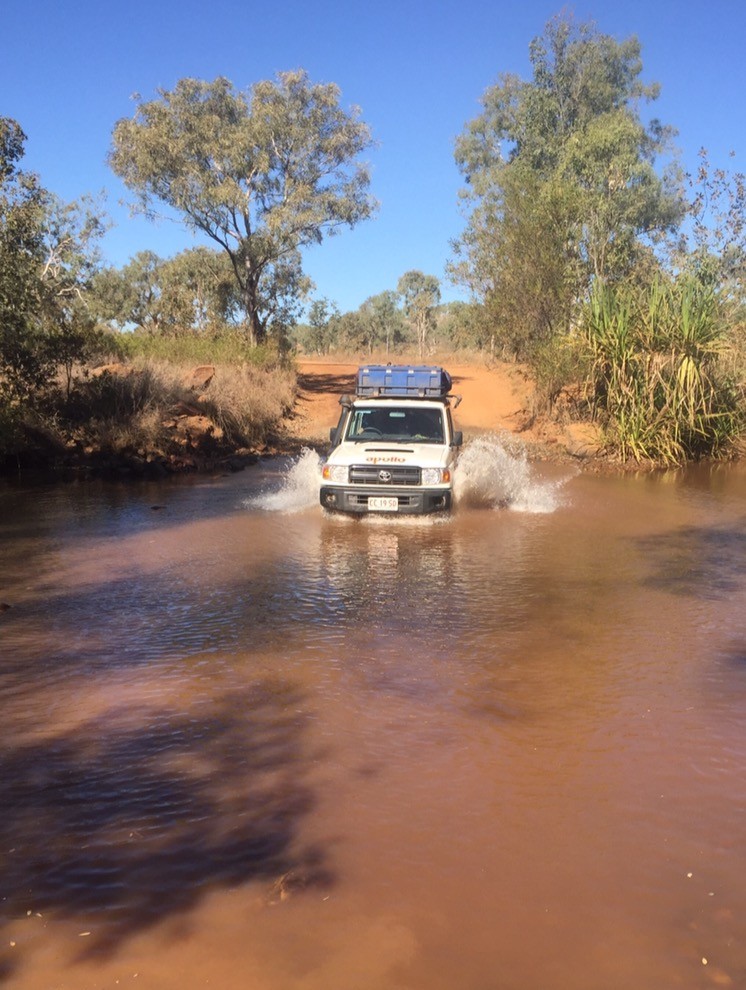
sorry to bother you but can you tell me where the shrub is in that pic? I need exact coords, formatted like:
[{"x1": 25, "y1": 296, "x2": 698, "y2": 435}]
[
  {"x1": 196, "y1": 363, "x2": 296, "y2": 445},
  {"x1": 532, "y1": 333, "x2": 592, "y2": 415},
  {"x1": 60, "y1": 356, "x2": 296, "y2": 458},
  {"x1": 585, "y1": 277, "x2": 744, "y2": 463},
  {"x1": 0, "y1": 395, "x2": 22, "y2": 459},
  {"x1": 114, "y1": 330, "x2": 290, "y2": 370}
]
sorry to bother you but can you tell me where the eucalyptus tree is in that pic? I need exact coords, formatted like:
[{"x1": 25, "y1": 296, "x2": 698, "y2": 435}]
[
  {"x1": 678, "y1": 148, "x2": 746, "y2": 310},
  {"x1": 90, "y1": 251, "x2": 164, "y2": 332},
  {"x1": 160, "y1": 248, "x2": 240, "y2": 334},
  {"x1": 110, "y1": 72, "x2": 375, "y2": 346},
  {"x1": 91, "y1": 247, "x2": 243, "y2": 335},
  {"x1": 359, "y1": 290, "x2": 405, "y2": 354},
  {"x1": 452, "y1": 14, "x2": 683, "y2": 358},
  {"x1": 437, "y1": 300, "x2": 492, "y2": 353},
  {"x1": 0, "y1": 118, "x2": 105, "y2": 404},
  {"x1": 397, "y1": 271, "x2": 441, "y2": 358},
  {"x1": 302, "y1": 297, "x2": 340, "y2": 354},
  {"x1": 0, "y1": 118, "x2": 48, "y2": 399}
]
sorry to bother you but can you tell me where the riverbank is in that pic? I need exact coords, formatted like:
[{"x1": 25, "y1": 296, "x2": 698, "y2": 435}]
[
  {"x1": 0, "y1": 359, "x2": 296, "y2": 479},
  {"x1": 0, "y1": 357, "x2": 604, "y2": 480},
  {"x1": 3, "y1": 441, "x2": 745, "y2": 990},
  {"x1": 7, "y1": 335, "x2": 739, "y2": 479}
]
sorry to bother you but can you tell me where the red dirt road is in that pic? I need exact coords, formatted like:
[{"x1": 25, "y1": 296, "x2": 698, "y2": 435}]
[{"x1": 287, "y1": 359, "x2": 599, "y2": 460}]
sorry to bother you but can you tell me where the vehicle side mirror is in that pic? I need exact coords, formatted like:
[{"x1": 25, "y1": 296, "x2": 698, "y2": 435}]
[
  {"x1": 452, "y1": 430, "x2": 463, "y2": 447},
  {"x1": 329, "y1": 427, "x2": 338, "y2": 444}
]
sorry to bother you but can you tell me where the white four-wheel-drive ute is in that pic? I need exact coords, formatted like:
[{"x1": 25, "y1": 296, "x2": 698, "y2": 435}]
[{"x1": 320, "y1": 365, "x2": 462, "y2": 515}]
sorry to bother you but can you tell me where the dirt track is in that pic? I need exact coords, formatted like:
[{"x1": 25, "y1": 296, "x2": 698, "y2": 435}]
[{"x1": 286, "y1": 360, "x2": 600, "y2": 461}]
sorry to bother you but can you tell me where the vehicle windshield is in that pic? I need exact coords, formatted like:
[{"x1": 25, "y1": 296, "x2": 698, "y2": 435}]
[{"x1": 345, "y1": 405, "x2": 445, "y2": 443}]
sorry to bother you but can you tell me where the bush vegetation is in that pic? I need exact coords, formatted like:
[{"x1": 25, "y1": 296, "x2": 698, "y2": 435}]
[
  {"x1": 115, "y1": 329, "x2": 288, "y2": 371},
  {"x1": 446, "y1": 15, "x2": 746, "y2": 462},
  {"x1": 586, "y1": 278, "x2": 743, "y2": 462},
  {"x1": 2, "y1": 352, "x2": 295, "y2": 473},
  {"x1": 3, "y1": 16, "x2": 746, "y2": 470}
]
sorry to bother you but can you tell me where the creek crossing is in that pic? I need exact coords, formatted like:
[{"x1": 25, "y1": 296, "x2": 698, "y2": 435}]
[{"x1": 1, "y1": 449, "x2": 745, "y2": 989}]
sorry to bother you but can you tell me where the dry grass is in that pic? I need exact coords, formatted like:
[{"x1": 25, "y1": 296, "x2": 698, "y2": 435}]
[
  {"x1": 80, "y1": 358, "x2": 295, "y2": 454},
  {"x1": 1, "y1": 356, "x2": 298, "y2": 470},
  {"x1": 195, "y1": 363, "x2": 296, "y2": 445}
]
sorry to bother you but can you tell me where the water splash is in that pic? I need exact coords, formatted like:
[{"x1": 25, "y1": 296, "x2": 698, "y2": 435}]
[
  {"x1": 454, "y1": 435, "x2": 565, "y2": 513},
  {"x1": 247, "y1": 436, "x2": 565, "y2": 515},
  {"x1": 248, "y1": 448, "x2": 322, "y2": 512}
]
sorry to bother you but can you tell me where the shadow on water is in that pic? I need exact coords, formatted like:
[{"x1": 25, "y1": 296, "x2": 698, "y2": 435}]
[
  {"x1": 0, "y1": 464, "x2": 298, "y2": 550},
  {"x1": 636, "y1": 518, "x2": 746, "y2": 599},
  {"x1": 0, "y1": 679, "x2": 332, "y2": 967},
  {"x1": 712, "y1": 641, "x2": 746, "y2": 696},
  {"x1": 0, "y1": 518, "x2": 482, "y2": 679}
]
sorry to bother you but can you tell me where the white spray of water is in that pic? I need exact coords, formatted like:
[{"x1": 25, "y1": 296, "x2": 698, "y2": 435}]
[
  {"x1": 247, "y1": 448, "x2": 322, "y2": 513},
  {"x1": 454, "y1": 434, "x2": 565, "y2": 514},
  {"x1": 247, "y1": 436, "x2": 565, "y2": 515}
]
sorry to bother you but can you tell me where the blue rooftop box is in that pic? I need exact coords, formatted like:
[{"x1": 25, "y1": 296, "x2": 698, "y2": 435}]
[{"x1": 356, "y1": 365, "x2": 452, "y2": 398}]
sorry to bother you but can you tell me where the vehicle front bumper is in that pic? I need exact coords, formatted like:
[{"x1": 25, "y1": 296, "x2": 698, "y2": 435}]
[{"x1": 320, "y1": 485, "x2": 452, "y2": 515}]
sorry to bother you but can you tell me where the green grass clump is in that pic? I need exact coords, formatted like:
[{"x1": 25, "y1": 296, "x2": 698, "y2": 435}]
[
  {"x1": 585, "y1": 277, "x2": 744, "y2": 463},
  {"x1": 114, "y1": 331, "x2": 288, "y2": 370}
]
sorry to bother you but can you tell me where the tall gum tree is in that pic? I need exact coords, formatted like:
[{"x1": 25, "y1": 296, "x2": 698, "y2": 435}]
[
  {"x1": 109, "y1": 72, "x2": 375, "y2": 345},
  {"x1": 1, "y1": 118, "x2": 105, "y2": 402},
  {"x1": 397, "y1": 270, "x2": 441, "y2": 358},
  {"x1": 452, "y1": 15, "x2": 684, "y2": 357}
]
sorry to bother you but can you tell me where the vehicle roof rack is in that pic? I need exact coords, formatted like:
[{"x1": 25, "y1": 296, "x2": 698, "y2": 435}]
[{"x1": 356, "y1": 365, "x2": 452, "y2": 398}]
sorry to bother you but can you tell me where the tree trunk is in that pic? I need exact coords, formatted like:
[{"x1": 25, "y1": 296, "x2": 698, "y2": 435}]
[
  {"x1": 417, "y1": 315, "x2": 426, "y2": 358},
  {"x1": 242, "y1": 278, "x2": 265, "y2": 347}
]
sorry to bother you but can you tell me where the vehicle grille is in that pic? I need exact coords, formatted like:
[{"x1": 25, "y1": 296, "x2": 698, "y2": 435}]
[{"x1": 349, "y1": 464, "x2": 422, "y2": 486}]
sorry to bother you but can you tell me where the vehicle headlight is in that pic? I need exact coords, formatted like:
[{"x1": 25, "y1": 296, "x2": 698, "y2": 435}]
[
  {"x1": 421, "y1": 467, "x2": 450, "y2": 485},
  {"x1": 322, "y1": 463, "x2": 348, "y2": 483}
]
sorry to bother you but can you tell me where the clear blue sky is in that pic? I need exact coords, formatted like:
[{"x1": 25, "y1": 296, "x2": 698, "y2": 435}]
[{"x1": 4, "y1": 0, "x2": 745, "y2": 313}]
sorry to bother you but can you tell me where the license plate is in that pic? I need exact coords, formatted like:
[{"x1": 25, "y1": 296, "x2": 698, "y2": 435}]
[{"x1": 368, "y1": 496, "x2": 398, "y2": 512}]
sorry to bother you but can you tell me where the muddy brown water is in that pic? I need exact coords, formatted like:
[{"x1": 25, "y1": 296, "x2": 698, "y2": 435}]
[{"x1": 1, "y1": 453, "x2": 745, "y2": 989}]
